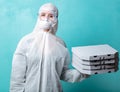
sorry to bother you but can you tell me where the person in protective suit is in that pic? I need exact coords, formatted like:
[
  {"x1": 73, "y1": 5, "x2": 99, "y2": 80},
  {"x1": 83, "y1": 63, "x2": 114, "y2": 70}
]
[{"x1": 10, "y1": 3, "x2": 90, "y2": 92}]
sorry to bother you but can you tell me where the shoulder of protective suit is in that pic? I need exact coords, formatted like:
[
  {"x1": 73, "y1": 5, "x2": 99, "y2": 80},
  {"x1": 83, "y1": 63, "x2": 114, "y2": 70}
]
[
  {"x1": 56, "y1": 36, "x2": 67, "y2": 48},
  {"x1": 17, "y1": 33, "x2": 35, "y2": 47},
  {"x1": 14, "y1": 33, "x2": 34, "y2": 54}
]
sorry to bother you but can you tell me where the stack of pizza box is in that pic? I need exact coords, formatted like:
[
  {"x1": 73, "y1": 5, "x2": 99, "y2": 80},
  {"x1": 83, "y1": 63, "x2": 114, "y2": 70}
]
[{"x1": 72, "y1": 44, "x2": 119, "y2": 75}]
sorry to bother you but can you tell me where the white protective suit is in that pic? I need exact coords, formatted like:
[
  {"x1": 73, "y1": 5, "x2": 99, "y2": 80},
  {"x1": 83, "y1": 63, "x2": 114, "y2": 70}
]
[{"x1": 10, "y1": 3, "x2": 89, "y2": 92}]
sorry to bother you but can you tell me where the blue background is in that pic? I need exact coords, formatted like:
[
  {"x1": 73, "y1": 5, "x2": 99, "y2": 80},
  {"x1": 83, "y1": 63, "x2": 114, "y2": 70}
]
[{"x1": 0, "y1": 0, "x2": 120, "y2": 92}]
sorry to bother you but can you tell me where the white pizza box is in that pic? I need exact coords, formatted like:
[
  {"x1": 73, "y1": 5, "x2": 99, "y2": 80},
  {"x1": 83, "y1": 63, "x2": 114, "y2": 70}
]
[
  {"x1": 72, "y1": 61, "x2": 118, "y2": 75},
  {"x1": 72, "y1": 58, "x2": 117, "y2": 70},
  {"x1": 72, "y1": 44, "x2": 118, "y2": 61},
  {"x1": 72, "y1": 54, "x2": 117, "y2": 65}
]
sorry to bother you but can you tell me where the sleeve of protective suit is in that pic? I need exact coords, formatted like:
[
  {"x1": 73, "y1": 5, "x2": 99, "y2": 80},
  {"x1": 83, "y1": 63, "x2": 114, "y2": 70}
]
[
  {"x1": 60, "y1": 49, "x2": 90, "y2": 83},
  {"x1": 10, "y1": 37, "x2": 28, "y2": 92}
]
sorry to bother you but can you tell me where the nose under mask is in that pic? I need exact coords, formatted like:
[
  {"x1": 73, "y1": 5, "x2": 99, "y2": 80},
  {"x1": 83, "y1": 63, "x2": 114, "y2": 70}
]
[{"x1": 39, "y1": 20, "x2": 52, "y2": 30}]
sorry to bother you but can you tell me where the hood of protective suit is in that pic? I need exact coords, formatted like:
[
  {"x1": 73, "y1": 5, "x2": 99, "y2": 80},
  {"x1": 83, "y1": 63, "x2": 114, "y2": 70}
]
[
  {"x1": 33, "y1": 3, "x2": 58, "y2": 34},
  {"x1": 29, "y1": 3, "x2": 61, "y2": 62}
]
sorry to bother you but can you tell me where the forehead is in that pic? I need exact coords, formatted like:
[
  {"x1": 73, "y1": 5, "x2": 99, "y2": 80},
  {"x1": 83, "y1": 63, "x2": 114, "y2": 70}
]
[{"x1": 40, "y1": 9, "x2": 54, "y2": 15}]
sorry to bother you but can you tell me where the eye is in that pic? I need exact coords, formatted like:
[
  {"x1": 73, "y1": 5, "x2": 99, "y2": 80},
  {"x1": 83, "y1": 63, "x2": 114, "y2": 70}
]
[
  {"x1": 41, "y1": 13, "x2": 45, "y2": 17},
  {"x1": 49, "y1": 14, "x2": 53, "y2": 18}
]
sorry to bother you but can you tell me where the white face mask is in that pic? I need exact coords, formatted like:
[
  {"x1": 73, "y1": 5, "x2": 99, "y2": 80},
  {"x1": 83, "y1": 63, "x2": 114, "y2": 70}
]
[
  {"x1": 39, "y1": 19, "x2": 52, "y2": 30},
  {"x1": 38, "y1": 16, "x2": 57, "y2": 33}
]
